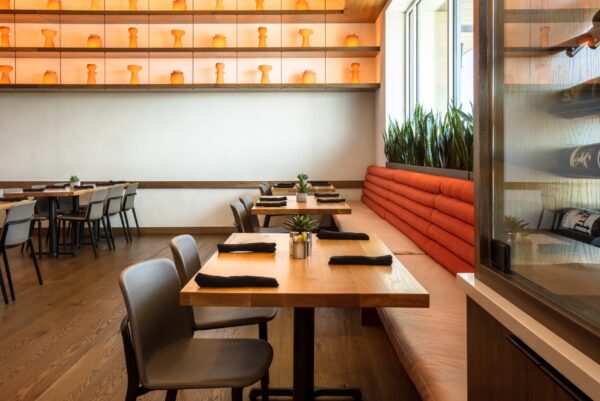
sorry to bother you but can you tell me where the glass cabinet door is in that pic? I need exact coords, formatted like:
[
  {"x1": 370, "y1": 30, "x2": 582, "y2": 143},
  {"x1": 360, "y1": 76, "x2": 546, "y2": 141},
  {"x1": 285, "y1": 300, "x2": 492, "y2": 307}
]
[{"x1": 489, "y1": 1, "x2": 600, "y2": 334}]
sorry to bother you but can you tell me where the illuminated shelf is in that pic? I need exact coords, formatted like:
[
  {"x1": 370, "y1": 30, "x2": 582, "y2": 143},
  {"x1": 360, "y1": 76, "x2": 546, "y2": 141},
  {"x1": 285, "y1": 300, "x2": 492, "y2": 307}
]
[
  {"x1": 0, "y1": 46, "x2": 379, "y2": 59},
  {"x1": 0, "y1": 83, "x2": 380, "y2": 92},
  {"x1": 504, "y1": 8, "x2": 597, "y2": 23},
  {"x1": 0, "y1": 9, "x2": 345, "y2": 24}
]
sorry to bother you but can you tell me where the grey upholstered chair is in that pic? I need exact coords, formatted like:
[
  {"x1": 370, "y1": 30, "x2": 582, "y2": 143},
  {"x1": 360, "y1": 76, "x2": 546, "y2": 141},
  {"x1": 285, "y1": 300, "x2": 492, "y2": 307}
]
[
  {"x1": 239, "y1": 195, "x2": 262, "y2": 231},
  {"x1": 104, "y1": 185, "x2": 129, "y2": 247},
  {"x1": 257, "y1": 183, "x2": 272, "y2": 227},
  {"x1": 119, "y1": 258, "x2": 272, "y2": 401},
  {"x1": 57, "y1": 188, "x2": 110, "y2": 257},
  {"x1": 121, "y1": 183, "x2": 141, "y2": 238},
  {"x1": 0, "y1": 201, "x2": 43, "y2": 304},
  {"x1": 230, "y1": 202, "x2": 287, "y2": 234},
  {"x1": 169, "y1": 234, "x2": 277, "y2": 333}
]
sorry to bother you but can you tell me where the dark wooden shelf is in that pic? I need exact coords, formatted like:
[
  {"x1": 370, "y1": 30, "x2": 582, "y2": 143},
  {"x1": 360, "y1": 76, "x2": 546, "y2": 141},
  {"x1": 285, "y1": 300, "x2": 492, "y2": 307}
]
[
  {"x1": 0, "y1": 83, "x2": 380, "y2": 92},
  {"x1": 0, "y1": 46, "x2": 379, "y2": 59},
  {"x1": 504, "y1": 46, "x2": 570, "y2": 58},
  {"x1": 0, "y1": 9, "x2": 344, "y2": 24},
  {"x1": 504, "y1": 8, "x2": 597, "y2": 23}
]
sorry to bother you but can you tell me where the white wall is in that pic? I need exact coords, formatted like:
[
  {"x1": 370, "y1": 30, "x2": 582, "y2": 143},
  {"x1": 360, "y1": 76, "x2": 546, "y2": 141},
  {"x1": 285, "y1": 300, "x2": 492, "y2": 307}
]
[{"x1": 0, "y1": 92, "x2": 374, "y2": 227}]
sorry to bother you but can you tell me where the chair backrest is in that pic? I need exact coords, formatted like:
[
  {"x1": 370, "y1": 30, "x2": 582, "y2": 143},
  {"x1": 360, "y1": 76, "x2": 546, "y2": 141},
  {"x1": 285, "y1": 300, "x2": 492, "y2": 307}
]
[
  {"x1": 230, "y1": 201, "x2": 252, "y2": 233},
  {"x1": 87, "y1": 188, "x2": 109, "y2": 220},
  {"x1": 259, "y1": 182, "x2": 270, "y2": 196},
  {"x1": 169, "y1": 234, "x2": 201, "y2": 286},
  {"x1": 122, "y1": 183, "x2": 139, "y2": 211},
  {"x1": 2, "y1": 201, "x2": 35, "y2": 247},
  {"x1": 106, "y1": 185, "x2": 126, "y2": 215},
  {"x1": 119, "y1": 259, "x2": 193, "y2": 386},
  {"x1": 239, "y1": 195, "x2": 260, "y2": 231}
]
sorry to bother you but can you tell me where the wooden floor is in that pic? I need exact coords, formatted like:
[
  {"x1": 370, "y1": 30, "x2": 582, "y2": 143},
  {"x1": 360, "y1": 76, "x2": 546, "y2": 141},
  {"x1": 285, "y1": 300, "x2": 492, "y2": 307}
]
[{"x1": 0, "y1": 235, "x2": 420, "y2": 401}]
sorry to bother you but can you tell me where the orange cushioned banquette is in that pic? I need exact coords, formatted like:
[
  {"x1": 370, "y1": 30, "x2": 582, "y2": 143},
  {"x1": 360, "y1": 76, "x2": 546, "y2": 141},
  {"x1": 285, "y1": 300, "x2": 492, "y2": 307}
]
[{"x1": 361, "y1": 166, "x2": 474, "y2": 274}]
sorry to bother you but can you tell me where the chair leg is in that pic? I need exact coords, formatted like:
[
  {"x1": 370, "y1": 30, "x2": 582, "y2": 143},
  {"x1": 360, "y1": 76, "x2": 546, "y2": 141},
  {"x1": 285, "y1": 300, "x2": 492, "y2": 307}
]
[
  {"x1": 28, "y1": 239, "x2": 43, "y2": 286},
  {"x1": 263, "y1": 215, "x2": 271, "y2": 228},
  {"x1": 132, "y1": 208, "x2": 141, "y2": 237},
  {"x1": 123, "y1": 211, "x2": 133, "y2": 241},
  {"x1": 37, "y1": 221, "x2": 43, "y2": 259},
  {"x1": 106, "y1": 216, "x2": 116, "y2": 250},
  {"x1": 119, "y1": 212, "x2": 130, "y2": 243},
  {"x1": 0, "y1": 251, "x2": 9, "y2": 304},
  {"x1": 101, "y1": 218, "x2": 113, "y2": 251},
  {"x1": 258, "y1": 322, "x2": 270, "y2": 386},
  {"x1": 87, "y1": 221, "x2": 98, "y2": 258},
  {"x1": 2, "y1": 250, "x2": 15, "y2": 301},
  {"x1": 232, "y1": 388, "x2": 243, "y2": 401},
  {"x1": 165, "y1": 389, "x2": 177, "y2": 401}
]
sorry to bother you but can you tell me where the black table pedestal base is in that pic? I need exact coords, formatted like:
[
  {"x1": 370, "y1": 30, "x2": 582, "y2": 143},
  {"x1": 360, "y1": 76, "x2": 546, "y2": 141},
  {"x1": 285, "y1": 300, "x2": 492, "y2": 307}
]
[
  {"x1": 249, "y1": 307, "x2": 362, "y2": 401},
  {"x1": 249, "y1": 387, "x2": 362, "y2": 400}
]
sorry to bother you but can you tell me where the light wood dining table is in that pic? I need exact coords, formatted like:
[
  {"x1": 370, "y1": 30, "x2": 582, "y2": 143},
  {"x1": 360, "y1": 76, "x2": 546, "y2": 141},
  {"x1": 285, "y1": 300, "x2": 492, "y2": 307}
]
[
  {"x1": 180, "y1": 233, "x2": 429, "y2": 401},
  {"x1": 271, "y1": 184, "x2": 337, "y2": 196},
  {"x1": 0, "y1": 200, "x2": 29, "y2": 211},
  {"x1": 251, "y1": 195, "x2": 352, "y2": 216}
]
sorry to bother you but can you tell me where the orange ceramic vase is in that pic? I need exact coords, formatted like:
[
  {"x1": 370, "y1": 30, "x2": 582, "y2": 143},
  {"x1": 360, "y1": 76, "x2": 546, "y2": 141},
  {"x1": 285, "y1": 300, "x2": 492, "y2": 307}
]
[
  {"x1": 128, "y1": 0, "x2": 137, "y2": 10},
  {"x1": 43, "y1": 70, "x2": 58, "y2": 84},
  {"x1": 0, "y1": 0, "x2": 11, "y2": 10},
  {"x1": 0, "y1": 65, "x2": 12, "y2": 84},
  {"x1": 128, "y1": 65, "x2": 142, "y2": 85},
  {"x1": 0, "y1": 26, "x2": 9, "y2": 47},
  {"x1": 90, "y1": 0, "x2": 100, "y2": 10},
  {"x1": 299, "y1": 29, "x2": 313, "y2": 47},
  {"x1": 87, "y1": 34, "x2": 102, "y2": 48},
  {"x1": 171, "y1": 29, "x2": 185, "y2": 48},
  {"x1": 170, "y1": 70, "x2": 184, "y2": 85},
  {"x1": 215, "y1": 63, "x2": 225, "y2": 84},
  {"x1": 212, "y1": 34, "x2": 226, "y2": 48},
  {"x1": 350, "y1": 63, "x2": 360, "y2": 83},
  {"x1": 87, "y1": 64, "x2": 97, "y2": 85},
  {"x1": 346, "y1": 34, "x2": 359, "y2": 47},
  {"x1": 255, "y1": 0, "x2": 264, "y2": 10},
  {"x1": 41, "y1": 29, "x2": 57, "y2": 47},
  {"x1": 46, "y1": 0, "x2": 61, "y2": 10},
  {"x1": 258, "y1": 65, "x2": 272, "y2": 84},
  {"x1": 172, "y1": 0, "x2": 186, "y2": 10},
  {"x1": 258, "y1": 27, "x2": 267, "y2": 48},
  {"x1": 302, "y1": 70, "x2": 316, "y2": 84},
  {"x1": 295, "y1": 0, "x2": 308, "y2": 10},
  {"x1": 128, "y1": 27, "x2": 138, "y2": 48}
]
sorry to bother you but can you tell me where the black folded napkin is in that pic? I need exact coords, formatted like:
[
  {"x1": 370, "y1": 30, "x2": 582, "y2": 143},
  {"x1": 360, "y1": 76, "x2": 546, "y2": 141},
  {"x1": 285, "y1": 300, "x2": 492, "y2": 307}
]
[
  {"x1": 315, "y1": 192, "x2": 339, "y2": 198},
  {"x1": 317, "y1": 198, "x2": 346, "y2": 203},
  {"x1": 95, "y1": 181, "x2": 111, "y2": 186},
  {"x1": 256, "y1": 201, "x2": 287, "y2": 207},
  {"x1": 0, "y1": 197, "x2": 25, "y2": 202},
  {"x1": 218, "y1": 242, "x2": 277, "y2": 253},
  {"x1": 46, "y1": 184, "x2": 68, "y2": 189},
  {"x1": 195, "y1": 272, "x2": 279, "y2": 288},
  {"x1": 317, "y1": 230, "x2": 370, "y2": 240},
  {"x1": 27, "y1": 187, "x2": 46, "y2": 192},
  {"x1": 329, "y1": 255, "x2": 393, "y2": 266},
  {"x1": 273, "y1": 183, "x2": 295, "y2": 188},
  {"x1": 109, "y1": 180, "x2": 126, "y2": 185},
  {"x1": 74, "y1": 185, "x2": 94, "y2": 189},
  {"x1": 260, "y1": 196, "x2": 287, "y2": 202},
  {"x1": 310, "y1": 181, "x2": 331, "y2": 186}
]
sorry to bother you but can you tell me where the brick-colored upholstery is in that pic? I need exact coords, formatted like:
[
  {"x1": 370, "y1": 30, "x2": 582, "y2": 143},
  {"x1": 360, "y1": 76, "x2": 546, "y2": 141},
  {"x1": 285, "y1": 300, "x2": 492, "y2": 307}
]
[
  {"x1": 333, "y1": 166, "x2": 474, "y2": 401},
  {"x1": 361, "y1": 165, "x2": 474, "y2": 275}
]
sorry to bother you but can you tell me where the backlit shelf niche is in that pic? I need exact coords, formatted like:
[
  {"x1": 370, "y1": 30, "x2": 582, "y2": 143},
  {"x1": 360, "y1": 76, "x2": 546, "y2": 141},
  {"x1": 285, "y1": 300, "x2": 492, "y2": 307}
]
[{"x1": 0, "y1": 0, "x2": 381, "y2": 91}]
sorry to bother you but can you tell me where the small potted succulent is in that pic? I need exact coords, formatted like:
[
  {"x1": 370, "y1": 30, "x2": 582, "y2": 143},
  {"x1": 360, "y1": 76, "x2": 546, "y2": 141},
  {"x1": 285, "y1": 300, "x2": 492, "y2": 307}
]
[
  {"x1": 284, "y1": 214, "x2": 319, "y2": 259},
  {"x1": 295, "y1": 173, "x2": 311, "y2": 202},
  {"x1": 505, "y1": 215, "x2": 532, "y2": 262},
  {"x1": 69, "y1": 175, "x2": 81, "y2": 189}
]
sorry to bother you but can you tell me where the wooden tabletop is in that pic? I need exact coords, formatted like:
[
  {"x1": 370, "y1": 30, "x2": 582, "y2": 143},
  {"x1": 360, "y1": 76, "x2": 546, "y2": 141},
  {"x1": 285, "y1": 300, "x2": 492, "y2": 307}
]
[
  {"x1": 251, "y1": 195, "x2": 352, "y2": 215},
  {"x1": 3, "y1": 188, "x2": 97, "y2": 198},
  {"x1": 180, "y1": 233, "x2": 429, "y2": 308},
  {"x1": 271, "y1": 185, "x2": 337, "y2": 196}
]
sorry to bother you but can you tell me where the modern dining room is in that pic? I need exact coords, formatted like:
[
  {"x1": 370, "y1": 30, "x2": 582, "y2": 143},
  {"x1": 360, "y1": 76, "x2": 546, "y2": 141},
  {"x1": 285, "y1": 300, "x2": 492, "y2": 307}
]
[{"x1": 1, "y1": 0, "x2": 599, "y2": 401}]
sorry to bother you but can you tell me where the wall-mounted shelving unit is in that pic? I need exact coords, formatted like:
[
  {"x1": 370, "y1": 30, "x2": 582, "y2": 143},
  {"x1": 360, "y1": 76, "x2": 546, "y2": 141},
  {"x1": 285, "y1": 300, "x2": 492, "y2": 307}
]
[{"x1": 0, "y1": 0, "x2": 383, "y2": 91}]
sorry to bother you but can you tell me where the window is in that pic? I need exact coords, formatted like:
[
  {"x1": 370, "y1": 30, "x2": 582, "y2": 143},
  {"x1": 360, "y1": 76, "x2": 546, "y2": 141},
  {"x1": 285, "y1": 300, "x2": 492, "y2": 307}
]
[{"x1": 404, "y1": 0, "x2": 473, "y2": 113}]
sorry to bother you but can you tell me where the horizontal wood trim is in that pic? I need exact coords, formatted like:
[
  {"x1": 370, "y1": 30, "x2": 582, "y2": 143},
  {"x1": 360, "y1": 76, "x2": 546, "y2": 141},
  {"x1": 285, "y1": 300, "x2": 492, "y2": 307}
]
[
  {"x1": 504, "y1": 181, "x2": 598, "y2": 190},
  {"x1": 33, "y1": 226, "x2": 236, "y2": 235},
  {"x1": 0, "y1": 180, "x2": 364, "y2": 190}
]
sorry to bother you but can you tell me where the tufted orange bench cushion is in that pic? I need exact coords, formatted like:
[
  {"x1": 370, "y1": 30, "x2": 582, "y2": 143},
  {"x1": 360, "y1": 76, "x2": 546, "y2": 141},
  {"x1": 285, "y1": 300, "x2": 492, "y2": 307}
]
[{"x1": 361, "y1": 165, "x2": 474, "y2": 275}]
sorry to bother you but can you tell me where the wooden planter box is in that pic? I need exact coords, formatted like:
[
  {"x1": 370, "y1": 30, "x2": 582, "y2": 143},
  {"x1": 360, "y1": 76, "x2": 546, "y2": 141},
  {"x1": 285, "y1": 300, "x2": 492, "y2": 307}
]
[{"x1": 386, "y1": 162, "x2": 473, "y2": 180}]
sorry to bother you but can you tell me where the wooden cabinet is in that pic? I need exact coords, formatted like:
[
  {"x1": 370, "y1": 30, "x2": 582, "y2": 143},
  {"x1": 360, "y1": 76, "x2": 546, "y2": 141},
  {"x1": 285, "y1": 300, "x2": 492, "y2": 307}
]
[{"x1": 467, "y1": 298, "x2": 592, "y2": 401}]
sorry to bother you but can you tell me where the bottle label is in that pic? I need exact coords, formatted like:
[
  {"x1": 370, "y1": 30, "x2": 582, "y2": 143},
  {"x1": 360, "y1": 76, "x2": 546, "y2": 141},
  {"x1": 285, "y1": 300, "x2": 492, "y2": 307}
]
[
  {"x1": 569, "y1": 144, "x2": 600, "y2": 169},
  {"x1": 561, "y1": 208, "x2": 600, "y2": 235}
]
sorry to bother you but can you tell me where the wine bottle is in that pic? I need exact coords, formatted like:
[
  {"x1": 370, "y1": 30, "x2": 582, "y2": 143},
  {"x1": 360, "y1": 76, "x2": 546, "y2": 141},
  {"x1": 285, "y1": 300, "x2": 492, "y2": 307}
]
[
  {"x1": 559, "y1": 208, "x2": 600, "y2": 237},
  {"x1": 552, "y1": 76, "x2": 600, "y2": 118},
  {"x1": 557, "y1": 143, "x2": 600, "y2": 177}
]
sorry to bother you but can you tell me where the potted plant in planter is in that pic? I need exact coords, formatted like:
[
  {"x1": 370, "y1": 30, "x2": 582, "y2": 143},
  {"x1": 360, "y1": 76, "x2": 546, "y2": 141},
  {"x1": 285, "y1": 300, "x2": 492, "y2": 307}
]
[
  {"x1": 295, "y1": 173, "x2": 311, "y2": 202},
  {"x1": 284, "y1": 214, "x2": 319, "y2": 259},
  {"x1": 69, "y1": 175, "x2": 81, "y2": 189},
  {"x1": 505, "y1": 215, "x2": 532, "y2": 262}
]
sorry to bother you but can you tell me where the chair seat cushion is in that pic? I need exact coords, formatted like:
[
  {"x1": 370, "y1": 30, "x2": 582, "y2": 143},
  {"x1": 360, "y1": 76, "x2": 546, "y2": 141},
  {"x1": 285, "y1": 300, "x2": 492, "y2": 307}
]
[
  {"x1": 193, "y1": 307, "x2": 277, "y2": 330},
  {"x1": 379, "y1": 255, "x2": 466, "y2": 401},
  {"x1": 144, "y1": 338, "x2": 273, "y2": 390},
  {"x1": 334, "y1": 201, "x2": 425, "y2": 255}
]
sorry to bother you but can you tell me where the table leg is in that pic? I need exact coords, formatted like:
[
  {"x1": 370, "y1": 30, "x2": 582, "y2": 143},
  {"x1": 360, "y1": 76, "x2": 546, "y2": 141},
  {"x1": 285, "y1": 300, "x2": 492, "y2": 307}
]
[
  {"x1": 249, "y1": 307, "x2": 362, "y2": 401},
  {"x1": 72, "y1": 196, "x2": 80, "y2": 248},
  {"x1": 48, "y1": 197, "x2": 58, "y2": 257}
]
